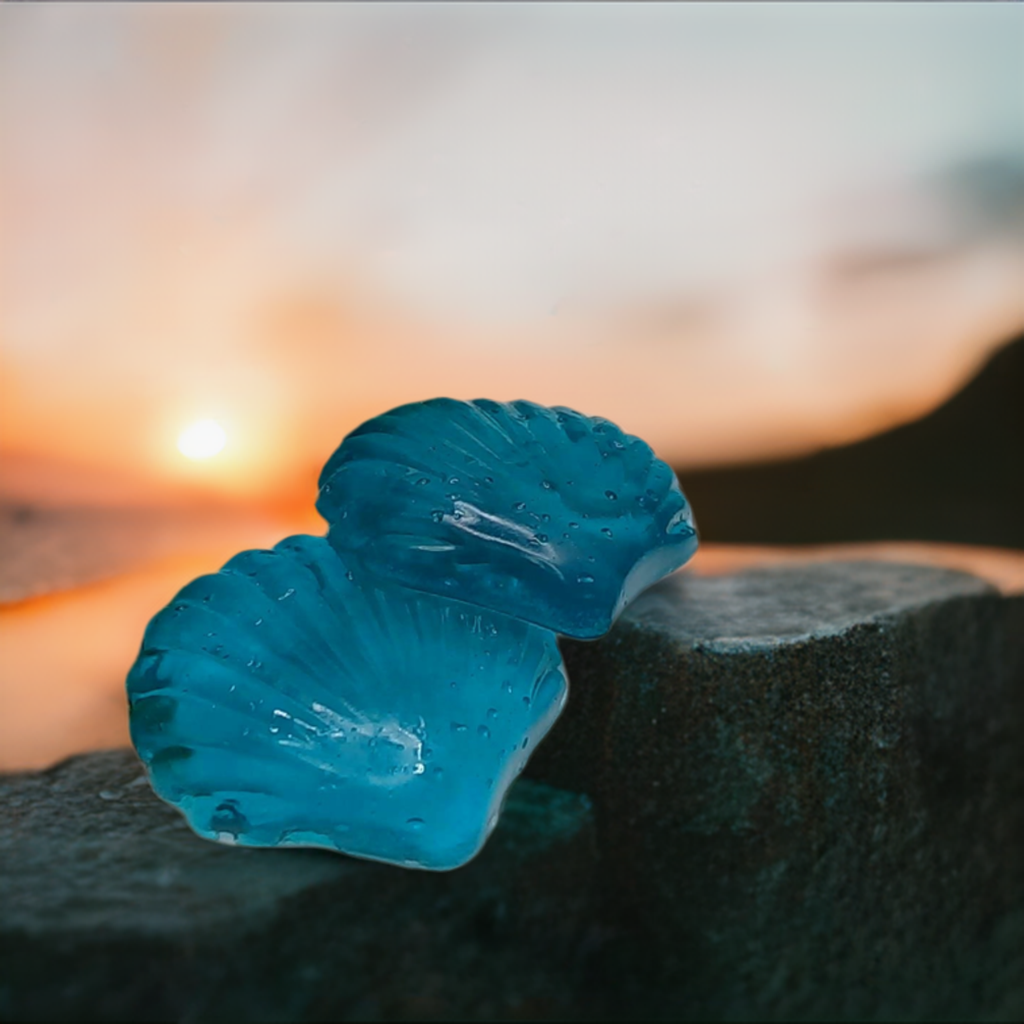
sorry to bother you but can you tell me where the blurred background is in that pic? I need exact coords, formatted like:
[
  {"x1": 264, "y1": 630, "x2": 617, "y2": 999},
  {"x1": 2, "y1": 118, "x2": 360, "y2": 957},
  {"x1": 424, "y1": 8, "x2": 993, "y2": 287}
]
[{"x1": 2, "y1": 2, "x2": 1023, "y2": 770}]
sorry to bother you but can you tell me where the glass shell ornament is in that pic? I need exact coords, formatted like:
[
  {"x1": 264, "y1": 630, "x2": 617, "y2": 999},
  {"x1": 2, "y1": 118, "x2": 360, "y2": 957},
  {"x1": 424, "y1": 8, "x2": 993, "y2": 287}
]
[
  {"x1": 317, "y1": 398, "x2": 698, "y2": 639},
  {"x1": 127, "y1": 536, "x2": 567, "y2": 871}
]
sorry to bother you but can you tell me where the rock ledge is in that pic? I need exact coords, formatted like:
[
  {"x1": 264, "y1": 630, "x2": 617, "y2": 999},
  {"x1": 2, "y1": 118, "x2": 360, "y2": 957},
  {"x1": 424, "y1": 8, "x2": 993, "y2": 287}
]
[{"x1": 2, "y1": 558, "x2": 1022, "y2": 1021}]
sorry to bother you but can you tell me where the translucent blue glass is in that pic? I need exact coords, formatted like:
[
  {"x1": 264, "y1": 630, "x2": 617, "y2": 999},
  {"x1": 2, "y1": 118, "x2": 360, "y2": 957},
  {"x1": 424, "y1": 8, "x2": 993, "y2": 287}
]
[
  {"x1": 317, "y1": 399, "x2": 698, "y2": 639},
  {"x1": 127, "y1": 535, "x2": 567, "y2": 870}
]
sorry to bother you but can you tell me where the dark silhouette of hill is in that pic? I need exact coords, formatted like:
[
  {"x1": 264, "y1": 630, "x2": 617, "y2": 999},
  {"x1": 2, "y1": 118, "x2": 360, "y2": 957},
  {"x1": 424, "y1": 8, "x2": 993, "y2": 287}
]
[{"x1": 677, "y1": 331, "x2": 1024, "y2": 550}]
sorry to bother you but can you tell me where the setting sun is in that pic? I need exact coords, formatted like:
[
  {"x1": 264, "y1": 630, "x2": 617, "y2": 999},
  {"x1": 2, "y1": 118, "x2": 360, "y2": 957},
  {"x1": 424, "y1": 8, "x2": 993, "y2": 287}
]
[{"x1": 177, "y1": 419, "x2": 227, "y2": 460}]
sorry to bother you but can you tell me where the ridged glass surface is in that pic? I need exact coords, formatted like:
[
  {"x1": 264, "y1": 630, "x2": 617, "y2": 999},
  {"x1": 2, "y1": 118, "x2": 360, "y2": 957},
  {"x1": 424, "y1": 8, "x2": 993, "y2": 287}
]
[
  {"x1": 317, "y1": 399, "x2": 698, "y2": 639},
  {"x1": 127, "y1": 536, "x2": 567, "y2": 870}
]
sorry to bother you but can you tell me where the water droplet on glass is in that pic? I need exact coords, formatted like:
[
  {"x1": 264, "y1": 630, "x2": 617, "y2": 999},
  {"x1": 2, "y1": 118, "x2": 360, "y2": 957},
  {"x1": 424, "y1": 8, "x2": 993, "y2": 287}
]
[
  {"x1": 577, "y1": 574, "x2": 595, "y2": 584},
  {"x1": 407, "y1": 817, "x2": 425, "y2": 829},
  {"x1": 513, "y1": 501, "x2": 527, "y2": 511},
  {"x1": 522, "y1": 695, "x2": 531, "y2": 707},
  {"x1": 541, "y1": 479, "x2": 553, "y2": 490},
  {"x1": 345, "y1": 571, "x2": 355, "y2": 582},
  {"x1": 569, "y1": 521, "x2": 580, "y2": 529},
  {"x1": 487, "y1": 708, "x2": 498, "y2": 719},
  {"x1": 277, "y1": 588, "x2": 295, "y2": 601},
  {"x1": 605, "y1": 490, "x2": 618, "y2": 500},
  {"x1": 430, "y1": 510, "x2": 444, "y2": 523},
  {"x1": 478, "y1": 725, "x2": 491, "y2": 739},
  {"x1": 415, "y1": 477, "x2": 430, "y2": 486},
  {"x1": 602, "y1": 527, "x2": 614, "y2": 538},
  {"x1": 451, "y1": 722, "x2": 468, "y2": 733},
  {"x1": 254, "y1": 618, "x2": 263, "y2": 626}
]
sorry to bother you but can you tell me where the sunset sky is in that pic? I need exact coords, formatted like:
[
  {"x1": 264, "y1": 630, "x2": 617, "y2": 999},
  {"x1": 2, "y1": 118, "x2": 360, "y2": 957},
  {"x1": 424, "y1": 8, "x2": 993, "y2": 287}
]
[
  {"x1": 2, "y1": 3, "x2": 1022, "y2": 505},
  {"x1": 4, "y1": 3, "x2": 1019, "y2": 503},
  {"x1": 1, "y1": 2, "x2": 1023, "y2": 772}
]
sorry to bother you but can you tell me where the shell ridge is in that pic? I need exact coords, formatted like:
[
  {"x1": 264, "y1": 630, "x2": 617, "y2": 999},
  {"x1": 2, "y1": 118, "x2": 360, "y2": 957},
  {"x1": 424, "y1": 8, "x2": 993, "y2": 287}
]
[
  {"x1": 145, "y1": 619, "x2": 363, "y2": 720},
  {"x1": 154, "y1": 595, "x2": 361, "y2": 709},
  {"x1": 131, "y1": 648, "x2": 367, "y2": 742},
  {"x1": 143, "y1": 541, "x2": 412, "y2": 728},
  {"x1": 328, "y1": 450, "x2": 446, "y2": 490},
  {"x1": 148, "y1": 684, "x2": 427, "y2": 792},
  {"x1": 175, "y1": 733, "x2": 361, "y2": 784},
  {"x1": 133, "y1": 709, "x2": 329, "y2": 785},
  {"x1": 443, "y1": 414, "x2": 519, "y2": 469},
  {"x1": 467, "y1": 400, "x2": 530, "y2": 453}
]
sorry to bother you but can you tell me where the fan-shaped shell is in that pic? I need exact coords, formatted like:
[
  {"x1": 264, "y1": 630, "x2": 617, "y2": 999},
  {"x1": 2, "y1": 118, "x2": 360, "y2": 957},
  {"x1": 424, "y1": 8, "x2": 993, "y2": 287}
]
[
  {"x1": 127, "y1": 535, "x2": 567, "y2": 870},
  {"x1": 317, "y1": 399, "x2": 698, "y2": 639}
]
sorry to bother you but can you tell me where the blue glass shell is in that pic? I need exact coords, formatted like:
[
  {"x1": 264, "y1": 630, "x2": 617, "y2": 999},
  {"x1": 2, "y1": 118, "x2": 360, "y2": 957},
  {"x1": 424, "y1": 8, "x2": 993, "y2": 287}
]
[
  {"x1": 127, "y1": 535, "x2": 567, "y2": 871},
  {"x1": 317, "y1": 399, "x2": 698, "y2": 639}
]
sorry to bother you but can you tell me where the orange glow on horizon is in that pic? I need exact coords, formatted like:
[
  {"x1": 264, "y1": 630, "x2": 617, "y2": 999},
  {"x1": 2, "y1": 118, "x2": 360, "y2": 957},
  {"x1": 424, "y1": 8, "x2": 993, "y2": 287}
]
[{"x1": 3, "y1": 249, "x2": 1023, "y2": 509}]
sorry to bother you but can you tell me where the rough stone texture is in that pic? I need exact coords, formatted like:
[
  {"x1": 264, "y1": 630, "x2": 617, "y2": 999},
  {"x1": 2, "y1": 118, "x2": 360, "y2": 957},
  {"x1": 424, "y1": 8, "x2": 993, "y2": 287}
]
[
  {"x1": 0, "y1": 751, "x2": 597, "y2": 1022},
  {"x1": 530, "y1": 561, "x2": 1024, "y2": 1021},
  {"x1": 2, "y1": 558, "x2": 1022, "y2": 1021}
]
